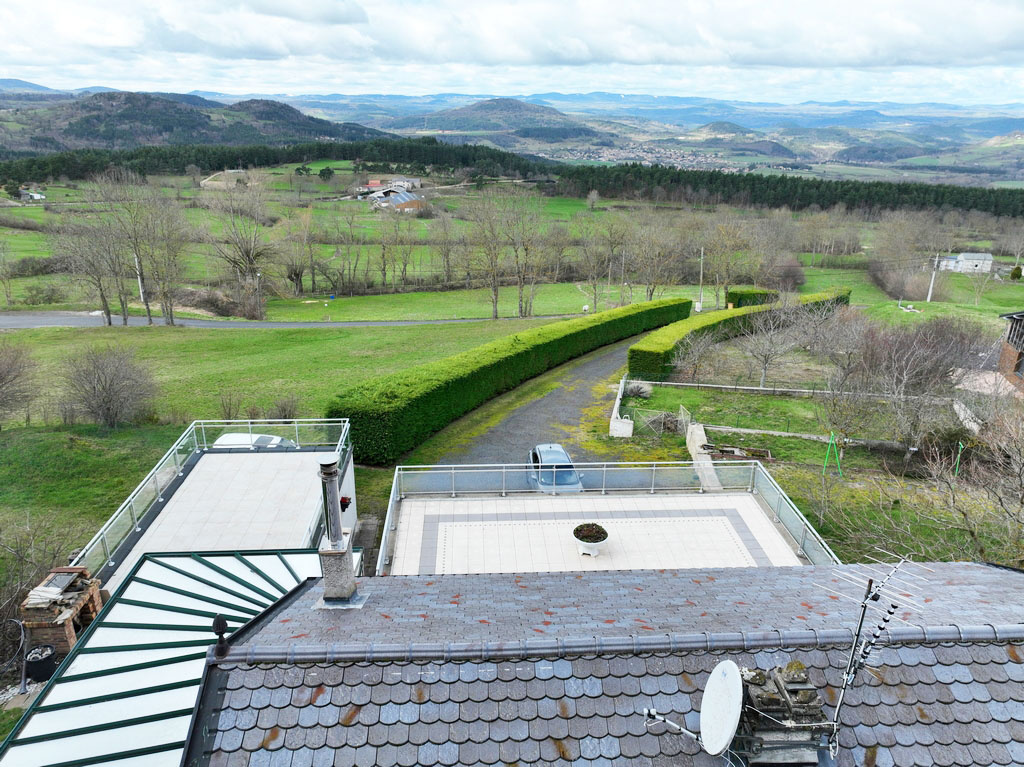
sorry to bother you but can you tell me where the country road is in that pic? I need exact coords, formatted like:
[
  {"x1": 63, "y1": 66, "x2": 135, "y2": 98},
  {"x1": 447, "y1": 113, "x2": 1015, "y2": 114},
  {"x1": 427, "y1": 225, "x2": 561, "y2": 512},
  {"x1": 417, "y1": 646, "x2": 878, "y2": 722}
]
[{"x1": 0, "y1": 311, "x2": 574, "y2": 330}]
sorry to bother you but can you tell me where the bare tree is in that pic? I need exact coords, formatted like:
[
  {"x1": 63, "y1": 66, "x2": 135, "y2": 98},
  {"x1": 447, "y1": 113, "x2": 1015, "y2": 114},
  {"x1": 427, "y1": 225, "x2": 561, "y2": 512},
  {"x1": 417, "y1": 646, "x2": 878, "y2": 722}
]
[
  {"x1": 462, "y1": 191, "x2": 507, "y2": 319},
  {"x1": 736, "y1": 301, "x2": 800, "y2": 388},
  {"x1": 628, "y1": 206, "x2": 676, "y2": 300},
  {"x1": 966, "y1": 268, "x2": 994, "y2": 306},
  {"x1": 574, "y1": 214, "x2": 610, "y2": 311},
  {"x1": 861, "y1": 317, "x2": 993, "y2": 463},
  {"x1": 207, "y1": 173, "x2": 276, "y2": 319},
  {"x1": 997, "y1": 224, "x2": 1024, "y2": 268},
  {"x1": 704, "y1": 212, "x2": 749, "y2": 308},
  {"x1": 64, "y1": 346, "x2": 157, "y2": 428},
  {"x1": 0, "y1": 241, "x2": 14, "y2": 307},
  {"x1": 55, "y1": 220, "x2": 133, "y2": 326},
  {"x1": 503, "y1": 191, "x2": 545, "y2": 317},
  {"x1": 586, "y1": 190, "x2": 600, "y2": 211},
  {"x1": 671, "y1": 326, "x2": 722, "y2": 383},
  {"x1": 0, "y1": 344, "x2": 35, "y2": 424},
  {"x1": 92, "y1": 169, "x2": 159, "y2": 324},
  {"x1": 145, "y1": 203, "x2": 190, "y2": 325},
  {"x1": 599, "y1": 212, "x2": 630, "y2": 304},
  {"x1": 429, "y1": 211, "x2": 462, "y2": 286}
]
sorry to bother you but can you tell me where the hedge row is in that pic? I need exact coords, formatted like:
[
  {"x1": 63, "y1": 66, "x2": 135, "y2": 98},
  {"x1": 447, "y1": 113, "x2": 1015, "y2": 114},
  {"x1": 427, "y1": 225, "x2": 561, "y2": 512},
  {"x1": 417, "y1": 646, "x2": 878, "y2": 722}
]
[
  {"x1": 726, "y1": 287, "x2": 779, "y2": 307},
  {"x1": 627, "y1": 288, "x2": 851, "y2": 381},
  {"x1": 327, "y1": 298, "x2": 693, "y2": 464}
]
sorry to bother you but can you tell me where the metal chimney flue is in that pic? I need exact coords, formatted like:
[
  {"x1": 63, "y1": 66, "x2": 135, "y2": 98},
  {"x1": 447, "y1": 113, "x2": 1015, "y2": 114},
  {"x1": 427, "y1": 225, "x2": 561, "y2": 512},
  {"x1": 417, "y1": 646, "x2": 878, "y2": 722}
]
[{"x1": 318, "y1": 459, "x2": 356, "y2": 602}]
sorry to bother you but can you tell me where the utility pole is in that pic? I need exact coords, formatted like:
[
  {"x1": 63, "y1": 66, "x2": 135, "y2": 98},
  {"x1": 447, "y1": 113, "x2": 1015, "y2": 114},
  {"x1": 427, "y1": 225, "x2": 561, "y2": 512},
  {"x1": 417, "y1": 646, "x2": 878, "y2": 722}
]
[
  {"x1": 697, "y1": 247, "x2": 705, "y2": 312},
  {"x1": 926, "y1": 253, "x2": 939, "y2": 303}
]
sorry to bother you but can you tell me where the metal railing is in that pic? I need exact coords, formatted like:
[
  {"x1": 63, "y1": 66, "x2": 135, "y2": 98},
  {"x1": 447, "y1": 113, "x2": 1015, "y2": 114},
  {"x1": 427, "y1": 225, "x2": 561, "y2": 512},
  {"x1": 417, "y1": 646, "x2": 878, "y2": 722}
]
[
  {"x1": 377, "y1": 460, "x2": 838, "y2": 573},
  {"x1": 73, "y1": 419, "x2": 350, "y2": 577},
  {"x1": 375, "y1": 467, "x2": 403, "y2": 577}
]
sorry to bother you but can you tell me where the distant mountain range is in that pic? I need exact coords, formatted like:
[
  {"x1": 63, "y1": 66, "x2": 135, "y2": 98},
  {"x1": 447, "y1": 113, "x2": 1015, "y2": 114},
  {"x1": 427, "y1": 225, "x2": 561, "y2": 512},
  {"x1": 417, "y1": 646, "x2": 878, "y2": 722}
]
[
  {"x1": 0, "y1": 91, "x2": 389, "y2": 152},
  {"x1": 5, "y1": 78, "x2": 1024, "y2": 186}
]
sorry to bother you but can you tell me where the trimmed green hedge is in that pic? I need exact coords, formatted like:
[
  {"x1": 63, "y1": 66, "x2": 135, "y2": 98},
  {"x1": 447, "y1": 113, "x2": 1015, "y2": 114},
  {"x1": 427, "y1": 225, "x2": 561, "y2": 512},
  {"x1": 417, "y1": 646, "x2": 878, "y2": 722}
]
[
  {"x1": 727, "y1": 287, "x2": 779, "y2": 307},
  {"x1": 327, "y1": 298, "x2": 692, "y2": 464},
  {"x1": 627, "y1": 288, "x2": 851, "y2": 381}
]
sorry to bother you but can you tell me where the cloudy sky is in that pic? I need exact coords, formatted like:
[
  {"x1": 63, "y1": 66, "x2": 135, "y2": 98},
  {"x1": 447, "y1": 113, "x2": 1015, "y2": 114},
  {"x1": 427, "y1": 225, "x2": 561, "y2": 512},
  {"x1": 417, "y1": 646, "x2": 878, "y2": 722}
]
[{"x1": 3, "y1": 0, "x2": 1024, "y2": 103}]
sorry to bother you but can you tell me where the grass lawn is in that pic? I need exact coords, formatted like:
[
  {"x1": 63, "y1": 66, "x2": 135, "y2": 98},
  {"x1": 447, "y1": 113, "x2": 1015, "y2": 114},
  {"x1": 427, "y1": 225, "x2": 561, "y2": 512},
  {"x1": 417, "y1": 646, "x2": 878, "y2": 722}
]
[
  {"x1": 265, "y1": 283, "x2": 701, "y2": 322},
  {"x1": 0, "y1": 709, "x2": 23, "y2": 741},
  {"x1": 798, "y1": 267, "x2": 890, "y2": 305},
  {"x1": 0, "y1": 424, "x2": 185, "y2": 572},
  {"x1": 703, "y1": 429, "x2": 887, "y2": 472},
  {"x1": 4, "y1": 319, "x2": 553, "y2": 423},
  {"x1": 624, "y1": 387, "x2": 859, "y2": 436}
]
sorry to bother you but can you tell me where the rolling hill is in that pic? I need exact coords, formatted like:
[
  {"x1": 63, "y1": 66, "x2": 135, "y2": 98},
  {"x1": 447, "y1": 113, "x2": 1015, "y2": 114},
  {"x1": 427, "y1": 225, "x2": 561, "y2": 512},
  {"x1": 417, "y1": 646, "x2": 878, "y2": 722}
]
[
  {"x1": 384, "y1": 97, "x2": 585, "y2": 131},
  {"x1": 0, "y1": 92, "x2": 390, "y2": 152}
]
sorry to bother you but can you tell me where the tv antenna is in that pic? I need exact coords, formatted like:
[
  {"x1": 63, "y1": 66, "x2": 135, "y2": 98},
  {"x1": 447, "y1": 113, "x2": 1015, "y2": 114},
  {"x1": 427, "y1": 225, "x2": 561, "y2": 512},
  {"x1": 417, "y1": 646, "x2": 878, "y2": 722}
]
[
  {"x1": 814, "y1": 552, "x2": 933, "y2": 755},
  {"x1": 641, "y1": 552, "x2": 933, "y2": 763}
]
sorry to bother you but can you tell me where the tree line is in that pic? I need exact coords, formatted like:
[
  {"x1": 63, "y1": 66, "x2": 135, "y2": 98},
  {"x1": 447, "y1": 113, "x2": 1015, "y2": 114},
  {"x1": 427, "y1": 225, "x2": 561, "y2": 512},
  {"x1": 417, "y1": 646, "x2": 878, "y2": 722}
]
[{"x1": 5, "y1": 137, "x2": 1024, "y2": 217}]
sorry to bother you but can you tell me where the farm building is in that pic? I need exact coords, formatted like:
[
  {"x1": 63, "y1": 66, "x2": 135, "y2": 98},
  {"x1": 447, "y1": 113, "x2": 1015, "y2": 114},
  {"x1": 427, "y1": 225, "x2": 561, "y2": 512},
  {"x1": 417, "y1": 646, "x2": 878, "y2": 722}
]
[
  {"x1": 373, "y1": 189, "x2": 427, "y2": 212},
  {"x1": 939, "y1": 252, "x2": 994, "y2": 273}
]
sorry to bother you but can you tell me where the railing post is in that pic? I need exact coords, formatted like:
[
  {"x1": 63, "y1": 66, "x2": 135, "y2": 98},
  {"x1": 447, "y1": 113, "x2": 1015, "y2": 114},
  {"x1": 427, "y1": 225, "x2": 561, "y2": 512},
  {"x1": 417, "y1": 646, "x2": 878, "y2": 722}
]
[
  {"x1": 799, "y1": 526, "x2": 808, "y2": 558},
  {"x1": 173, "y1": 446, "x2": 182, "y2": 476},
  {"x1": 129, "y1": 498, "x2": 140, "y2": 532},
  {"x1": 650, "y1": 463, "x2": 657, "y2": 494},
  {"x1": 200, "y1": 423, "x2": 207, "y2": 450},
  {"x1": 156, "y1": 471, "x2": 166, "y2": 503},
  {"x1": 248, "y1": 421, "x2": 254, "y2": 450},
  {"x1": 101, "y1": 531, "x2": 113, "y2": 568},
  {"x1": 451, "y1": 466, "x2": 456, "y2": 498},
  {"x1": 602, "y1": 464, "x2": 607, "y2": 495},
  {"x1": 295, "y1": 422, "x2": 300, "y2": 447},
  {"x1": 501, "y1": 466, "x2": 506, "y2": 497},
  {"x1": 773, "y1": 491, "x2": 783, "y2": 523}
]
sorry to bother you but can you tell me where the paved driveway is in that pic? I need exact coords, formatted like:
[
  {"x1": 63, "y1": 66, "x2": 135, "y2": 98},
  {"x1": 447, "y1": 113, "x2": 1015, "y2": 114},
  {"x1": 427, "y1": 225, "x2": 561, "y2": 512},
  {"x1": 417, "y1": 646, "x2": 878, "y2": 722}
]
[{"x1": 437, "y1": 338, "x2": 632, "y2": 466}]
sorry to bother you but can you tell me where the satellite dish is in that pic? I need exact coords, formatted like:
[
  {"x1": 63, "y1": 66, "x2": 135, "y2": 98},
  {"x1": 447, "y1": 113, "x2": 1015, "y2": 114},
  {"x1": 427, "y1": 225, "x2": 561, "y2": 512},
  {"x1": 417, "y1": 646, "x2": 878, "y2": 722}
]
[{"x1": 699, "y1": 660, "x2": 743, "y2": 756}]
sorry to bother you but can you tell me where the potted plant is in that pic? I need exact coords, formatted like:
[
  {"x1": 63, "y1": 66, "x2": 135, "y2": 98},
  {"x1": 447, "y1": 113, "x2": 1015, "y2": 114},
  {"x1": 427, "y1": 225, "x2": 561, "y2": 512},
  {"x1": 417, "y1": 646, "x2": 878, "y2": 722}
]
[{"x1": 573, "y1": 523, "x2": 609, "y2": 557}]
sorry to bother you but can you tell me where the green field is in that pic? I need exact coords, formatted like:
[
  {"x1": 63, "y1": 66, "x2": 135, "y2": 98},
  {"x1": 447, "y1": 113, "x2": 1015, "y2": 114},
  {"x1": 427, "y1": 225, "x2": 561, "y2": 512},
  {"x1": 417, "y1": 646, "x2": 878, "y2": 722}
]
[{"x1": 3, "y1": 319, "x2": 553, "y2": 423}]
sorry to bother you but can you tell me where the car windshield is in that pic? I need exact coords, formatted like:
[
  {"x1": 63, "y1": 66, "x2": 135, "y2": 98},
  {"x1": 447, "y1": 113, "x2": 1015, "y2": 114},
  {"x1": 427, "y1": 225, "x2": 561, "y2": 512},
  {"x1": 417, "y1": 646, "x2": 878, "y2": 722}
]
[
  {"x1": 254, "y1": 435, "x2": 274, "y2": 446},
  {"x1": 538, "y1": 464, "x2": 580, "y2": 486}
]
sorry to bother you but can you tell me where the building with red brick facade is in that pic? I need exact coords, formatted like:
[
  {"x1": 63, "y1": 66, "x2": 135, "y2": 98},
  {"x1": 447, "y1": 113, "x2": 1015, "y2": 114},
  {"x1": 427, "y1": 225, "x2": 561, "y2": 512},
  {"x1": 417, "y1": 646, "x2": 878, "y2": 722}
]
[{"x1": 999, "y1": 310, "x2": 1024, "y2": 394}]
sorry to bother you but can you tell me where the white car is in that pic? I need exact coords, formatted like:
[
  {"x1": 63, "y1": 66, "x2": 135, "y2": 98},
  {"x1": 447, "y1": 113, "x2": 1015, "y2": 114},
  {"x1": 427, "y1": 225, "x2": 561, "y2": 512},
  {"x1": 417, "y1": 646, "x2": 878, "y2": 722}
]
[
  {"x1": 527, "y1": 443, "x2": 585, "y2": 493},
  {"x1": 210, "y1": 433, "x2": 299, "y2": 449}
]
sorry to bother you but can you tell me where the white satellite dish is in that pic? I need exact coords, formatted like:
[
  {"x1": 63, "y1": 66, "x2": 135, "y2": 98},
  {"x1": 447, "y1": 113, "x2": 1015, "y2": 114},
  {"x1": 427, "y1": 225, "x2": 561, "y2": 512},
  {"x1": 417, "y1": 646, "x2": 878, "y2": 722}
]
[{"x1": 699, "y1": 660, "x2": 743, "y2": 756}]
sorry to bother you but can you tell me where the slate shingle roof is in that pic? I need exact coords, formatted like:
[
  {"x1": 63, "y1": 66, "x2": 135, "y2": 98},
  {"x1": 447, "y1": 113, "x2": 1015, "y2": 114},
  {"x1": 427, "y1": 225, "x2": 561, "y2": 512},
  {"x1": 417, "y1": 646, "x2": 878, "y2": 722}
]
[
  {"x1": 232, "y1": 562, "x2": 1024, "y2": 647},
  {"x1": 184, "y1": 563, "x2": 1024, "y2": 767}
]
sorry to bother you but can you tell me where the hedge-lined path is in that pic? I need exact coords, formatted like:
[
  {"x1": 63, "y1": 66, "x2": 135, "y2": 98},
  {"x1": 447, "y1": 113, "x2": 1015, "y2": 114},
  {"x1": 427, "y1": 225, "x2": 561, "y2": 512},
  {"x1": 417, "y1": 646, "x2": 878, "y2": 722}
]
[
  {"x1": 0, "y1": 310, "x2": 578, "y2": 330},
  {"x1": 431, "y1": 337, "x2": 634, "y2": 466}
]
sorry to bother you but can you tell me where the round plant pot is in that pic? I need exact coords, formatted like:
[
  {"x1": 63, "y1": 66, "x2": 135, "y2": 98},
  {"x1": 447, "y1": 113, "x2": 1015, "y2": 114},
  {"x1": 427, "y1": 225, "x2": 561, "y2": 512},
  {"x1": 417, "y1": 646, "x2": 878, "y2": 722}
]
[
  {"x1": 26, "y1": 644, "x2": 57, "y2": 683},
  {"x1": 573, "y1": 523, "x2": 609, "y2": 557}
]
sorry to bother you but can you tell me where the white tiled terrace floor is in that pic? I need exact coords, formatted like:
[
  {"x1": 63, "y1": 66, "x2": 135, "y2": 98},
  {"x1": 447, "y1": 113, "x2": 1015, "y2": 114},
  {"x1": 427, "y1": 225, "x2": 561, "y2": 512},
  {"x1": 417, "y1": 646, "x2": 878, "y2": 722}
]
[
  {"x1": 389, "y1": 493, "x2": 802, "y2": 576},
  {"x1": 105, "y1": 451, "x2": 335, "y2": 591}
]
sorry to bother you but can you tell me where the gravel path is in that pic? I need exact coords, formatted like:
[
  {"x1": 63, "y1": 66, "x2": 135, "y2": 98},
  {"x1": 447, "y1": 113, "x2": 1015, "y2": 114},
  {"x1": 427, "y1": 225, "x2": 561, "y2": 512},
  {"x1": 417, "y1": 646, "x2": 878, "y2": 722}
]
[
  {"x1": 437, "y1": 338, "x2": 633, "y2": 465},
  {"x1": 0, "y1": 311, "x2": 574, "y2": 330}
]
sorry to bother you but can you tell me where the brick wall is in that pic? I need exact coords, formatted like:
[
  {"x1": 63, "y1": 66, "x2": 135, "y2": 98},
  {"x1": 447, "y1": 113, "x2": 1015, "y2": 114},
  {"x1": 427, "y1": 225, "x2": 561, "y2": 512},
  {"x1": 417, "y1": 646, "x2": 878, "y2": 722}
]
[{"x1": 999, "y1": 340, "x2": 1024, "y2": 395}]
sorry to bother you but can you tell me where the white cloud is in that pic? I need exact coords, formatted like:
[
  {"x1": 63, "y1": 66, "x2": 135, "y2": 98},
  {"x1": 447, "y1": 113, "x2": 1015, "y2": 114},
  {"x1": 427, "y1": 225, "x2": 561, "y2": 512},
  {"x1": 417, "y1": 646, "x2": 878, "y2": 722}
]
[{"x1": 2, "y1": 0, "x2": 1024, "y2": 102}]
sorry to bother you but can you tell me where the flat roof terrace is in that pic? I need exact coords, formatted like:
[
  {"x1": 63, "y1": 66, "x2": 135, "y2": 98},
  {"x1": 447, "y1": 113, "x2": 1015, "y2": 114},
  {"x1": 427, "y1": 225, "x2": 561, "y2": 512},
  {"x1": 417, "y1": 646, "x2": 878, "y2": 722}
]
[
  {"x1": 73, "y1": 420, "x2": 355, "y2": 589},
  {"x1": 377, "y1": 461, "x2": 837, "y2": 576}
]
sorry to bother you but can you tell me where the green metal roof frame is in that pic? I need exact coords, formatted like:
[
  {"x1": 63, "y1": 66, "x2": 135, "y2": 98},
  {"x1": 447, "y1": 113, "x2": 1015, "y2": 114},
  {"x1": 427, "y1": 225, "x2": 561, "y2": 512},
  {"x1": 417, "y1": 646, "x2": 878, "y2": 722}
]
[{"x1": 0, "y1": 548, "x2": 325, "y2": 765}]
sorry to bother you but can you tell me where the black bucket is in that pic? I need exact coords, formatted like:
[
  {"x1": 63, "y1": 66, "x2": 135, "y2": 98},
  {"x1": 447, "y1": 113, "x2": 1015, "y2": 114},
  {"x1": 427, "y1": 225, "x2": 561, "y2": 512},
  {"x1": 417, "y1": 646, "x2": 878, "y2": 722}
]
[{"x1": 25, "y1": 644, "x2": 57, "y2": 683}]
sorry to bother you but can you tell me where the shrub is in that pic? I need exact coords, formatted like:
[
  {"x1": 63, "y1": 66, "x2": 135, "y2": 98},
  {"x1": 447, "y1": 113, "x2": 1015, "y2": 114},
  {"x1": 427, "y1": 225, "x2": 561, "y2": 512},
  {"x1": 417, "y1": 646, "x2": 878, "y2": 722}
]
[
  {"x1": 624, "y1": 381, "x2": 653, "y2": 399},
  {"x1": 269, "y1": 395, "x2": 299, "y2": 421},
  {"x1": 726, "y1": 287, "x2": 779, "y2": 307},
  {"x1": 63, "y1": 346, "x2": 157, "y2": 428},
  {"x1": 1011, "y1": 265, "x2": 1022, "y2": 281},
  {"x1": 327, "y1": 298, "x2": 692, "y2": 464},
  {"x1": 627, "y1": 288, "x2": 850, "y2": 381},
  {"x1": 22, "y1": 283, "x2": 67, "y2": 305}
]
